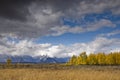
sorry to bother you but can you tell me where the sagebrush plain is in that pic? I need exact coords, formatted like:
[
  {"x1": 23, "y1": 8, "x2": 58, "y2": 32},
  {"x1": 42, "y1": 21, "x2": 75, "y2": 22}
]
[{"x1": 0, "y1": 65, "x2": 120, "y2": 80}]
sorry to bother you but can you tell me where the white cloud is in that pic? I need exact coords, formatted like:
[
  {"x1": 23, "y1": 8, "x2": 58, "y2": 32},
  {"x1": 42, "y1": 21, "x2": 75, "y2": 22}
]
[
  {"x1": 50, "y1": 26, "x2": 84, "y2": 36},
  {"x1": 86, "y1": 19, "x2": 116, "y2": 31},
  {"x1": 65, "y1": 0, "x2": 120, "y2": 18},
  {"x1": 0, "y1": 36, "x2": 120, "y2": 57},
  {"x1": 99, "y1": 30, "x2": 120, "y2": 37},
  {"x1": 49, "y1": 19, "x2": 115, "y2": 36}
]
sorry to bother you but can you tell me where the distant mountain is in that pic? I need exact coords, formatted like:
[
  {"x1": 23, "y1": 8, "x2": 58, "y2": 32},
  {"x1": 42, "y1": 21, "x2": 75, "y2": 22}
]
[{"x1": 0, "y1": 54, "x2": 69, "y2": 63}]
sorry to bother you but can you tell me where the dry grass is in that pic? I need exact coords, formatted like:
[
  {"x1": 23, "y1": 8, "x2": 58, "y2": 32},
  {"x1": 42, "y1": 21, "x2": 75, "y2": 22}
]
[{"x1": 0, "y1": 66, "x2": 120, "y2": 80}]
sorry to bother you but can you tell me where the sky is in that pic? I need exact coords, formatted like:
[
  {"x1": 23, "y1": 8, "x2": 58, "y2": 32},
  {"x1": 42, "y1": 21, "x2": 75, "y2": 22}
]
[{"x1": 0, "y1": 0, "x2": 120, "y2": 58}]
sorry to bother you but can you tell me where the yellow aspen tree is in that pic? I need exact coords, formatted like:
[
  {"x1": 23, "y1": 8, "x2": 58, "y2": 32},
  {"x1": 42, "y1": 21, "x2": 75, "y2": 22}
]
[
  {"x1": 112, "y1": 52, "x2": 117, "y2": 64},
  {"x1": 68, "y1": 55, "x2": 77, "y2": 65},
  {"x1": 80, "y1": 52, "x2": 88, "y2": 64},
  {"x1": 87, "y1": 53, "x2": 97, "y2": 65},
  {"x1": 96, "y1": 53, "x2": 106, "y2": 65},
  {"x1": 106, "y1": 53, "x2": 115, "y2": 65},
  {"x1": 117, "y1": 52, "x2": 120, "y2": 64},
  {"x1": 114, "y1": 52, "x2": 120, "y2": 65},
  {"x1": 76, "y1": 56, "x2": 82, "y2": 65}
]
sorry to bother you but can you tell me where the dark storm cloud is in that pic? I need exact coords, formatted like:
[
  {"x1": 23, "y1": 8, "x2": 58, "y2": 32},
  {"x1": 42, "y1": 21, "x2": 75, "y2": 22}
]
[
  {"x1": 0, "y1": 0, "x2": 119, "y2": 39},
  {"x1": 0, "y1": 0, "x2": 120, "y2": 21},
  {"x1": 0, "y1": 0, "x2": 34, "y2": 21},
  {"x1": 0, "y1": 0, "x2": 79, "y2": 21}
]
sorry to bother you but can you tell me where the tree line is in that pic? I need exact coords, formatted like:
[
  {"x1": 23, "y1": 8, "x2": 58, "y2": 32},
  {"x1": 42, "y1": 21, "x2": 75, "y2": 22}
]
[{"x1": 67, "y1": 52, "x2": 120, "y2": 65}]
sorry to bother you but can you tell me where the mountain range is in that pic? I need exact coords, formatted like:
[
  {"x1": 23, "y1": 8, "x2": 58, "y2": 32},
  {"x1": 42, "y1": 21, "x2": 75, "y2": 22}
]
[{"x1": 0, "y1": 54, "x2": 69, "y2": 63}]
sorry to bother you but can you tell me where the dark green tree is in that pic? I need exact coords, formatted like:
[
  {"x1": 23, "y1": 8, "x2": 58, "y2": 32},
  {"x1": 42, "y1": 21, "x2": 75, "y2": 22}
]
[{"x1": 6, "y1": 58, "x2": 12, "y2": 68}]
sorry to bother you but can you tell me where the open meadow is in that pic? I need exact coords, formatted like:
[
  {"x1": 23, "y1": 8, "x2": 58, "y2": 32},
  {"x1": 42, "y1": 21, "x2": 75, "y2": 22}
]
[{"x1": 0, "y1": 64, "x2": 120, "y2": 80}]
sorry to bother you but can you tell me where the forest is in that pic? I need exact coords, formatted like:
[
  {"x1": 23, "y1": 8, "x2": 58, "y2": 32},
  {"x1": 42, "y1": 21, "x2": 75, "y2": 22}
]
[{"x1": 67, "y1": 52, "x2": 120, "y2": 65}]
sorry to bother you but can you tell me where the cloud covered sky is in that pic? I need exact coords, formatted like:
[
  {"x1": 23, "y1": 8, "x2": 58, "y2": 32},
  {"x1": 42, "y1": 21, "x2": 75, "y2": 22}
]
[{"x1": 0, "y1": 0, "x2": 120, "y2": 57}]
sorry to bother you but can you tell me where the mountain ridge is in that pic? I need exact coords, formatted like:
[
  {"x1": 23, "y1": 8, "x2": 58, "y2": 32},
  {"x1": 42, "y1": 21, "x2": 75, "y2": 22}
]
[{"x1": 0, "y1": 54, "x2": 69, "y2": 63}]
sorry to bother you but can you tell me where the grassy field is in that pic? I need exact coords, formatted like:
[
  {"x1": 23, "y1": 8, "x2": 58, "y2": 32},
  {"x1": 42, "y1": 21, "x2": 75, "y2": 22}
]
[{"x1": 0, "y1": 64, "x2": 120, "y2": 80}]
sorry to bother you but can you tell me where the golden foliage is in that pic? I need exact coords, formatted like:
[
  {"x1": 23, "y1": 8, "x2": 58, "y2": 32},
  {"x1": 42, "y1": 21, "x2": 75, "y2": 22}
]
[{"x1": 67, "y1": 52, "x2": 120, "y2": 65}]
